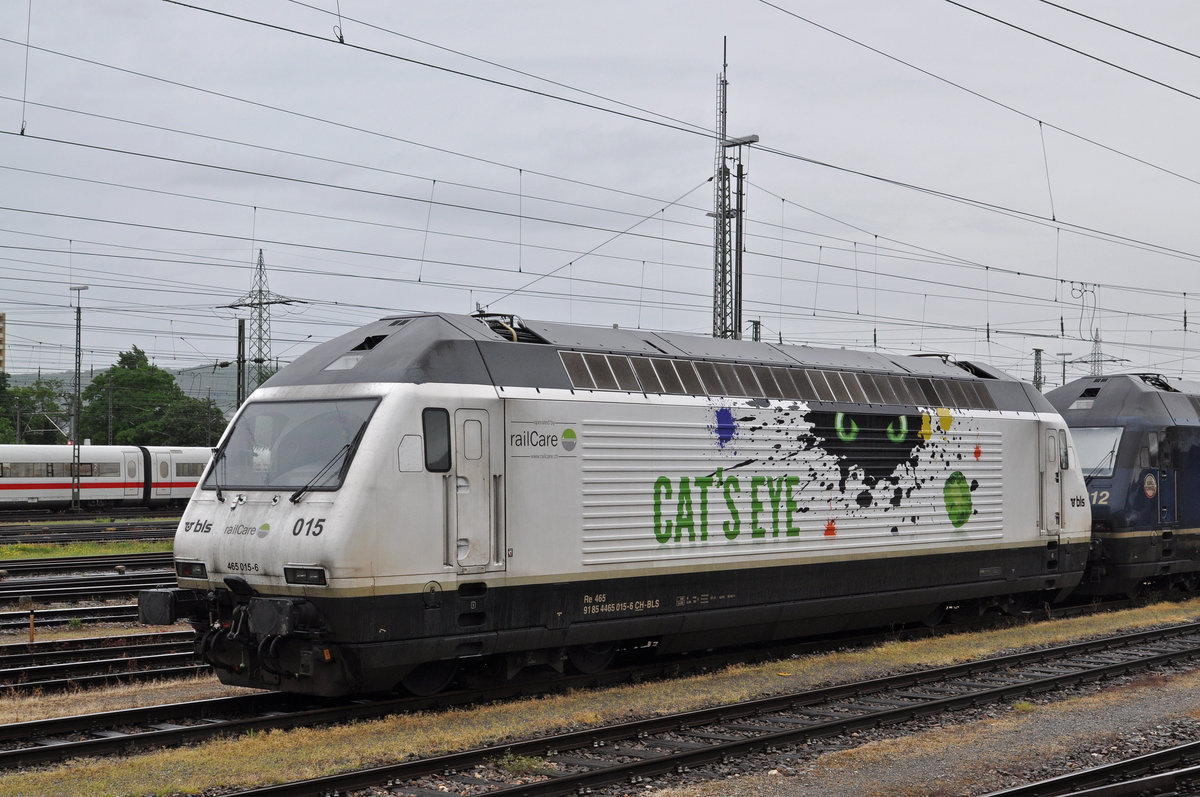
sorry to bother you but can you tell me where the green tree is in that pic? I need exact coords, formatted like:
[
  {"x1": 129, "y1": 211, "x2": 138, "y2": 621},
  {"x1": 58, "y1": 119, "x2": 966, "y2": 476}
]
[
  {"x1": 81, "y1": 347, "x2": 231, "y2": 446},
  {"x1": 81, "y1": 347, "x2": 188, "y2": 445},
  {"x1": 5, "y1": 377, "x2": 68, "y2": 444},
  {"x1": 0, "y1": 373, "x2": 11, "y2": 444},
  {"x1": 159, "y1": 395, "x2": 228, "y2": 446}
]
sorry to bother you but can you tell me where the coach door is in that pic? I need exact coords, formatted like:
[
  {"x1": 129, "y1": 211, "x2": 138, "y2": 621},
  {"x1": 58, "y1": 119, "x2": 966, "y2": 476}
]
[
  {"x1": 452, "y1": 408, "x2": 505, "y2": 572},
  {"x1": 152, "y1": 451, "x2": 172, "y2": 497},
  {"x1": 1041, "y1": 425, "x2": 1065, "y2": 534},
  {"x1": 124, "y1": 453, "x2": 141, "y2": 499}
]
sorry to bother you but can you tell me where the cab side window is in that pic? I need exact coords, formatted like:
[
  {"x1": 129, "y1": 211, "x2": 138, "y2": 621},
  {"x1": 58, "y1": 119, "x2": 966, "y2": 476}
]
[{"x1": 422, "y1": 408, "x2": 451, "y2": 472}]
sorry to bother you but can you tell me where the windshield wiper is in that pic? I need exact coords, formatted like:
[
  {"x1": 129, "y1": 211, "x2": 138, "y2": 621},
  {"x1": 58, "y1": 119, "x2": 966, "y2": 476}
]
[
  {"x1": 289, "y1": 421, "x2": 368, "y2": 504},
  {"x1": 1083, "y1": 444, "x2": 1118, "y2": 485},
  {"x1": 208, "y1": 441, "x2": 232, "y2": 503}
]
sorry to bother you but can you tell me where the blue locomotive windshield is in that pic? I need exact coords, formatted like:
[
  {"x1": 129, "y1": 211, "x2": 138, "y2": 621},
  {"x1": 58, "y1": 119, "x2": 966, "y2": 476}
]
[
  {"x1": 203, "y1": 398, "x2": 379, "y2": 492},
  {"x1": 1072, "y1": 426, "x2": 1123, "y2": 479}
]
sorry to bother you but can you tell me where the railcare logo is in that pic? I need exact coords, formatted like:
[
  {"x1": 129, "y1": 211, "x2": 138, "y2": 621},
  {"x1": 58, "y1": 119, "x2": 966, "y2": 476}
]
[{"x1": 509, "y1": 426, "x2": 578, "y2": 454}]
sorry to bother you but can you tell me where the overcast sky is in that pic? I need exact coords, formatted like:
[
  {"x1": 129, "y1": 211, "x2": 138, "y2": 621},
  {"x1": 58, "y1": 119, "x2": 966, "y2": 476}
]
[{"x1": 3, "y1": 1, "x2": 1200, "y2": 408}]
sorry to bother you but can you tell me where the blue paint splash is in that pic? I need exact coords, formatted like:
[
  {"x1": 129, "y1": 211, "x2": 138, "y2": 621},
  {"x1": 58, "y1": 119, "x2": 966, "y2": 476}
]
[{"x1": 714, "y1": 407, "x2": 737, "y2": 448}]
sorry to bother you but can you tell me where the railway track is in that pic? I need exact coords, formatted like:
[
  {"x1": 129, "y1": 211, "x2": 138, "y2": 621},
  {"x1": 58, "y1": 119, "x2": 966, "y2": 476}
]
[
  {"x1": 4, "y1": 620, "x2": 1200, "y2": 788},
  {"x1": 0, "y1": 603, "x2": 139, "y2": 630},
  {"x1": 210, "y1": 622, "x2": 1200, "y2": 797},
  {"x1": 0, "y1": 508, "x2": 181, "y2": 524},
  {"x1": 0, "y1": 569, "x2": 175, "y2": 604},
  {"x1": 0, "y1": 631, "x2": 203, "y2": 695},
  {"x1": 0, "y1": 550, "x2": 172, "y2": 577},
  {"x1": 981, "y1": 738, "x2": 1200, "y2": 796},
  {"x1": 0, "y1": 519, "x2": 176, "y2": 543}
]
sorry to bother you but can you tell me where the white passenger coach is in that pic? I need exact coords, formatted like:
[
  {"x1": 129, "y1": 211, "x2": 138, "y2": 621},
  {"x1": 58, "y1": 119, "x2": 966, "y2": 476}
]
[{"x1": 0, "y1": 444, "x2": 210, "y2": 509}]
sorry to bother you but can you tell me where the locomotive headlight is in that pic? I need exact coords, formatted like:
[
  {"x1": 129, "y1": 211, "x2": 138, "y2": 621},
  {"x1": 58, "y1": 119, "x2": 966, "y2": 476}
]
[
  {"x1": 176, "y1": 561, "x2": 208, "y2": 579},
  {"x1": 284, "y1": 566, "x2": 327, "y2": 586}
]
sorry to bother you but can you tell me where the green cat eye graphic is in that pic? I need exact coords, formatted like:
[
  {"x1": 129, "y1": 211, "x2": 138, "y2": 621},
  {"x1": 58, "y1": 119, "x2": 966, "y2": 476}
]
[
  {"x1": 886, "y1": 415, "x2": 908, "y2": 443},
  {"x1": 834, "y1": 412, "x2": 859, "y2": 442}
]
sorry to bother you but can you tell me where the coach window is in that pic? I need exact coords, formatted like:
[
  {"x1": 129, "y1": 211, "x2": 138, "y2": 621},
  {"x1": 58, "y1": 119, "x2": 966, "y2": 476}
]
[{"x1": 422, "y1": 408, "x2": 452, "y2": 472}]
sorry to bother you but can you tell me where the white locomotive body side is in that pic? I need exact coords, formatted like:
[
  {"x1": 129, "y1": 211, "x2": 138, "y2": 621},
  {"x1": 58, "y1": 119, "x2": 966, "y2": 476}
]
[
  {"x1": 147, "y1": 313, "x2": 1090, "y2": 696},
  {"x1": 0, "y1": 444, "x2": 210, "y2": 509}
]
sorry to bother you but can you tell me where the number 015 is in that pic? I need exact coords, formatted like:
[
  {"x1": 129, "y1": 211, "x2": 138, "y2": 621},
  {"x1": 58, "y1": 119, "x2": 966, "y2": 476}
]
[{"x1": 293, "y1": 518, "x2": 325, "y2": 536}]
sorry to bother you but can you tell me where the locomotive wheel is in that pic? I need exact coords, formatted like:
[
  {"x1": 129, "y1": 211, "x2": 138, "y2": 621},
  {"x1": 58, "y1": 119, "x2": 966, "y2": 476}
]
[
  {"x1": 565, "y1": 643, "x2": 615, "y2": 674},
  {"x1": 398, "y1": 662, "x2": 457, "y2": 696}
]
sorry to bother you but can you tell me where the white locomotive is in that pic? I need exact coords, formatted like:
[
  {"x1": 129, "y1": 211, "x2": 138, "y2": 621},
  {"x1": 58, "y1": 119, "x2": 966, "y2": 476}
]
[
  {"x1": 0, "y1": 444, "x2": 211, "y2": 509},
  {"x1": 141, "y1": 312, "x2": 1092, "y2": 696}
]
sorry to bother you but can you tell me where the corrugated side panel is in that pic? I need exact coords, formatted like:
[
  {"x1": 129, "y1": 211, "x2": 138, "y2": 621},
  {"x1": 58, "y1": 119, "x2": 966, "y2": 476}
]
[{"x1": 579, "y1": 402, "x2": 1005, "y2": 566}]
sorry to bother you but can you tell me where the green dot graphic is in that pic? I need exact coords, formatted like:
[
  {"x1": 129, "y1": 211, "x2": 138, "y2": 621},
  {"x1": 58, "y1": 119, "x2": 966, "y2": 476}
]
[{"x1": 944, "y1": 471, "x2": 972, "y2": 528}]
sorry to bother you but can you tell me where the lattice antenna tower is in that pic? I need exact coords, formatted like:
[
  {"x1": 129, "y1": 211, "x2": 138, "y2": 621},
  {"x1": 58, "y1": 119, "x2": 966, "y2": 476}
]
[
  {"x1": 1089, "y1": 330, "x2": 1104, "y2": 376},
  {"x1": 711, "y1": 57, "x2": 734, "y2": 339},
  {"x1": 228, "y1": 249, "x2": 296, "y2": 391},
  {"x1": 1032, "y1": 348, "x2": 1044, "y2": 392}
]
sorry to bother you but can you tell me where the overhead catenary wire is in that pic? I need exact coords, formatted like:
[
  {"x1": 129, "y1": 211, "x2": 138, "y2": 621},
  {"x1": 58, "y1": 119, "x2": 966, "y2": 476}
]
[{"x1": 2, "y1": 3, "x2": 1197, "y2": 380}]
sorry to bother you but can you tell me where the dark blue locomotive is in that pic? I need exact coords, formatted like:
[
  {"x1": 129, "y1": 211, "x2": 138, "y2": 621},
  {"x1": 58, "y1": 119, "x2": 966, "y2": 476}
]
[{"x1": 1047, "y1": 373, "x2": 1200, "y2": 596}]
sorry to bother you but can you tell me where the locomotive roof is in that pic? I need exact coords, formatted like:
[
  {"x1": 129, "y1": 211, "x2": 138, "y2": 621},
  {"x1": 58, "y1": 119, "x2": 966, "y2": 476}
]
[
  {"x1": 263, "y1": 312, "x2": 1049, "y2": 412},
  {"x1": 1048, "y1": 373, "x2": 1200, "y2": 427}
]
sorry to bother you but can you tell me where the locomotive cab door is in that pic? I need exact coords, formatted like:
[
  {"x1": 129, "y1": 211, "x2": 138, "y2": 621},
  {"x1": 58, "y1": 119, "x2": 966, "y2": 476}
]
[
  {"x1": 451, "y1": 408, "x2": 505, "y2": 573},
  {"x1": 1155, "y1": 431, "x2": 1178, "y2": 528},
  {"x1": 1040, "y1": 425, "x2": 1065, "y2": 534}
]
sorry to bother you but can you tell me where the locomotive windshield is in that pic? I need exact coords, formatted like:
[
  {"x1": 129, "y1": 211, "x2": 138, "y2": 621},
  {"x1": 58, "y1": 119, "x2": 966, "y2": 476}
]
[
  {"x1": 204, "y1": 398, "x2": 379, "y2": 492},
  {"x1": 1071, "y1": 426, "x2": 1123, "y2": 479}
]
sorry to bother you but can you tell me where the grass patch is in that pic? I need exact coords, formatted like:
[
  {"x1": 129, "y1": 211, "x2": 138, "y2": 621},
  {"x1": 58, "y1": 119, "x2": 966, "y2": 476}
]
[
  {"x1": 0, "y1": 540, "x2": 172, "y2": 560},
  {"x1": 0, "y1": 600, "x2": 1196, "y2": 796},
  {"x1": 495, "y1": 749, "x2": 555, "y2": 776},
  {"x1": 1011, "y1": 699, "x2": 1036, "y2": 712}
]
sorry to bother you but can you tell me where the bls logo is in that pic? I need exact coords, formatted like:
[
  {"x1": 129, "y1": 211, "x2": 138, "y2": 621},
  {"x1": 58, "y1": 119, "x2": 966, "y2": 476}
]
[{"x1": 184, "y1": 519, "x2": 213, "y2": 533}]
